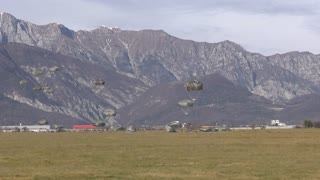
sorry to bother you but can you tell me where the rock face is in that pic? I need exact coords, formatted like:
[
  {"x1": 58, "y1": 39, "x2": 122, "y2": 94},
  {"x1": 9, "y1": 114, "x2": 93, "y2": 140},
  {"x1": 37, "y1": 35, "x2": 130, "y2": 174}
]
[
  {"x1": 0, "y1": 94, "x2": 85, "y2": 127},
  {"x1": 119, "y1": 74, "x2": 280, "y2": 126},
  {"x1": 0, "y1": 43, "x2": 147, "y2": 125},
  {"x1": 277, "y1": 94, "x2": 320, "y2": 123},
  {"x1": 0, "y1": 12, "x2": 320, "y2": 126}
]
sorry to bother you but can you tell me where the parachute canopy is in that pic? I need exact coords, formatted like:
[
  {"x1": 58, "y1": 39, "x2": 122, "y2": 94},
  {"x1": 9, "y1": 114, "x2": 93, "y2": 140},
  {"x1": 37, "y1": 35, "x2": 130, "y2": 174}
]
[
  {"x1": 19, "y1": 80, "x2": 28, "y2": 85},
  {"x1": 178, "y1": 99, "x2": 193, "y2": 115},
  {"x1": 33, "y1": 86, "x2": 53, "y2": 93},
  {"x1": 111, "y1": 125, "x2": 125, "y2": 131},
  {"x1": 199, "y1": 127, "x2": 212, "y2": 132},
  {"x1": 167, "y1": 121, "x2": 181, "y2": 129},
  {"x1": 49, "y1": 66, "x2": 60, "y2": 72},
  {"x1": 53, "y1": 124, "x2": 63, "y2": 129},
  {"x1": 126, "y1": 125, "x2": 136, "y2": 133},
  {"x1": 104, "y1": 109, "x2": 116, "y2": 116},
  {"x1": 94, "y1": 80, "x2": 105, "y2": 86},
  {"x1": 184, "y1": 80, "x2": 203, "y2": 92},
  {"x1": 44, "y1": 89, "x2": 54, "y2": 93},
  {"x1": 93, "y1": 121, "x2": 106, "y2": 127},
  {"x1": 165, "y1": 124, "x2": 176, "y2": 132},
  {"x1": 38, "y1": 119, "x2": 48, "y2": 125},
  {"x1": 32, "y1": 68, "x2": 44, "y2": 76},
  {"x1": 43, "y1": 86, "x2": 54, "y2": 94},
  {"x1": 178, "y1": 99, "x2": 193, "y2": 107},
  {"x1": 184, "y1": 80, "x2": 203, "y2": 101}
]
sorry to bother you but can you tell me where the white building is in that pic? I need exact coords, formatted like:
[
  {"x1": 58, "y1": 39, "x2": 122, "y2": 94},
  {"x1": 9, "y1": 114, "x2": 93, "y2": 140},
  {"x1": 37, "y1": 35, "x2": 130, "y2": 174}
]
[
  {"x1": 271, "y1": 120, "x2": 286, "y2": 126},
  {"x1": 0, "y1": 125, "x2": 51, "y2": 132}
]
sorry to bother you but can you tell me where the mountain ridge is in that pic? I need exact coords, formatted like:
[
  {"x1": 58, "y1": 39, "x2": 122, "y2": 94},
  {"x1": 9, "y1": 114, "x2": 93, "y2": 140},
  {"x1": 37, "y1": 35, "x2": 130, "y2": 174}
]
[{"x1": 1, "y1": 13, "x2": 320, "y2": 126}]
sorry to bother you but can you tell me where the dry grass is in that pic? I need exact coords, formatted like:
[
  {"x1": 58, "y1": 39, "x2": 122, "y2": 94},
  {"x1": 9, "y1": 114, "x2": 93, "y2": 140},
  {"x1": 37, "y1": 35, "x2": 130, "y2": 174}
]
[{"x1": 0, "y1": 129, "x2": 320, "y2": 179}]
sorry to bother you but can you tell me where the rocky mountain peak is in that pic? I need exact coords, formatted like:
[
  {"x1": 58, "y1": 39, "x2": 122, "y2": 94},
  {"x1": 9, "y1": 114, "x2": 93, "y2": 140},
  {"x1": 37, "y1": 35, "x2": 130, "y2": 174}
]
[
  {"x1": 1, "y1": 13, "x2": 320, "y2": 103},
  {"x1": 0, "y1": 12, "x2": 16, "y2": 21},
  {"x1": 1, "y1": 13, "x2": 320, "y2": 126},
  {"x1": 217, "y1": 40, "x2": 246, "y2": 52}
]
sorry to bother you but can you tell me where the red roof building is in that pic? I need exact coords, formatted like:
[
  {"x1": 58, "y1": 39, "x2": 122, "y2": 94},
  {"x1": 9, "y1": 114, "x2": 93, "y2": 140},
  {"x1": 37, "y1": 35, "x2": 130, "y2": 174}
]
[{"x1": 72, "y1": 125, "x2": 96, "y2": 129}]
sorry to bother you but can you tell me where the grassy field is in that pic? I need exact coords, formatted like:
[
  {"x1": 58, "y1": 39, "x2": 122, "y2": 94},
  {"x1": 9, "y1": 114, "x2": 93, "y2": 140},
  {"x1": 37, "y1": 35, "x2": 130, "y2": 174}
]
[{"x1": 0, "y1": 129, "x2": 320, "y2": 180}]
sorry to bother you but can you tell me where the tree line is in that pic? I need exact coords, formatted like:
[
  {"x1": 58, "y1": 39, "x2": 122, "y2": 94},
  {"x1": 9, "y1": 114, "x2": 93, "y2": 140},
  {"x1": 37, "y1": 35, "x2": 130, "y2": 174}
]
[{"x1": 304, "y1": 120, "x2": 320, "y2": 128}]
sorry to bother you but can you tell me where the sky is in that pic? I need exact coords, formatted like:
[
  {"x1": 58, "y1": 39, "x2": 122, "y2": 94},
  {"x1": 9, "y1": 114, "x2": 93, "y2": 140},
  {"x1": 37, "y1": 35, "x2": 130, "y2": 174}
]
[{"x1": 1, "y1": 0, "x2": 320, "y2": 55}]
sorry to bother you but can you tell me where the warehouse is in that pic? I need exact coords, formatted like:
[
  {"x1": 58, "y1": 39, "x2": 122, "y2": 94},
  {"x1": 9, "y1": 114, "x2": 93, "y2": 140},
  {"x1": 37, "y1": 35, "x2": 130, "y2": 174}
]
[{"x1": 0, "y1": 124, "x2": 51, "y2": 132}]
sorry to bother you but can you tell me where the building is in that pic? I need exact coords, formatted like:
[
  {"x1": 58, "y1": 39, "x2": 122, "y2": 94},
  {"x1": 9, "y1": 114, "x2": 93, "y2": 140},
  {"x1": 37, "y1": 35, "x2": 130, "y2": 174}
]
[
  {"x1": 72, "y1": 125, "x2": 96, "y2": 130},
  {"x1": 0, "y1": 125, "x2": 51, "y2": 132},
  {"x1": 271, "y1": 120, "x2": 286, "y2": 126}
]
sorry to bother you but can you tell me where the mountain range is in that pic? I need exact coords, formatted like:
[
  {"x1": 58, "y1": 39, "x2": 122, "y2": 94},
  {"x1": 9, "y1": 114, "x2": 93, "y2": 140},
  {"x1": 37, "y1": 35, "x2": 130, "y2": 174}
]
[{"x1": 1, "y1": 12, "x2": 320, "y2": 127}]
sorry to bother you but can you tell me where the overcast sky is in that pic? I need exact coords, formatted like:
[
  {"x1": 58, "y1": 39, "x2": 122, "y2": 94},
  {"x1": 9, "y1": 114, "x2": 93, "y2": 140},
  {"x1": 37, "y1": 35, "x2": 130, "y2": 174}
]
[{"x1": 1, "y1": 0, "x2": 320, "y2": 55}]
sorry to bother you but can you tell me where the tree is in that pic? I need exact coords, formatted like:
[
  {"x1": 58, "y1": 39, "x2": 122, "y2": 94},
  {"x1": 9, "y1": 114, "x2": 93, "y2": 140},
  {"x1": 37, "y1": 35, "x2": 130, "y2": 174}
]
[
  {"x1": 304, "y1": 120, "x2": 313, "y2": 128},
  {"x1": 313, "y1": 121, "x2": 320, "y2": 128}
]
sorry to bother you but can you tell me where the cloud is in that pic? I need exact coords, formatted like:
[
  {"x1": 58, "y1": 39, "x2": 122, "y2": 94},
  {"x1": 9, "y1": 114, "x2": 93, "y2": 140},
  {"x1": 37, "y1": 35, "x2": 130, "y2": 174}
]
[{"x1": 87, "y1": 0, "x2": 320, "y2": 16}]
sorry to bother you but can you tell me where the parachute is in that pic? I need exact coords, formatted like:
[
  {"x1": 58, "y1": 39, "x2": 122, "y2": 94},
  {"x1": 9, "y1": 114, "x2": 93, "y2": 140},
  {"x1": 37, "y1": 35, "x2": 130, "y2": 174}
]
[
  {"x1": 53, "y1": 124, "x2": 63, "y2": 129},
  {"x1": 168, "y1": 121, "x2": 181, "y2": 128},
  {"x1": 178, "y1": 99, "x2": 193, "y2": 107},
  {"x1": 165, "y1": 121, "x2": 181, "y2": 132},
  {"x1": 94, "y1": 80, "x2": 105, "y2": 86},
  {"x1": 126, "y1": 125, "x2": 136, "y2": 133},
  {"x1": 110, "y1": 125, "x2": 125, "y2": 131},
  {"x1": 91, "y1": 109, "x2": 117, "y2": 128},
  {"x1": 93, "y1": 121, "x2": 106, "y2": 127},
  {"x1": 104, "y1": 109, "x2": 116, "y2": 117},
  {"x1": 49, "y1": 66, "x2": 60, "y2": 72},
  {"x1": 103, "y1": 109, "x2": 117, "y2": 128},
  {"x1": 199, "y1": 127, "x2": 212, "y2": 132},
  {"x1": 43, "y1": 86, "x2": 54, "y2": 94},
  {"x1": 184, "y1": 80, "x2": 203, "y2": 91},
  {"x1": 165, "y1": 124, "x2": 176, "y2": 132},
  {"x1": 19, "y1": 80, "x2": 28, "y2": 90},
  {"x1": 38, "y1": 119, "x2": 48, "y2": 125},
  {"x1": 182, "y1": 123, "x2": 192, "y2": 132},
  {"x1": 19, "y1": 80, "x2": 28, "y2": 85},
  {"x1": 33, "y1": 86, "x2": 54, "y2": 93},
  {"x1": 44, "y1": 89, "x2": 54, "y2": 93},
  {"x1": 31, "y1": 68, "x2": 44, "y2": 76},
  {"x1": 93, "y1": 80, "x2": 105, "y2": 95},
  {"x1": 184, "y1": 80, "x2": 203, "y2": 101},
  {"x1": 52, "y1": 125, "x2": 64, "y2": 132},
  {"x1": 177, "y1": 99, "x2": 193, "y2": 115}
]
